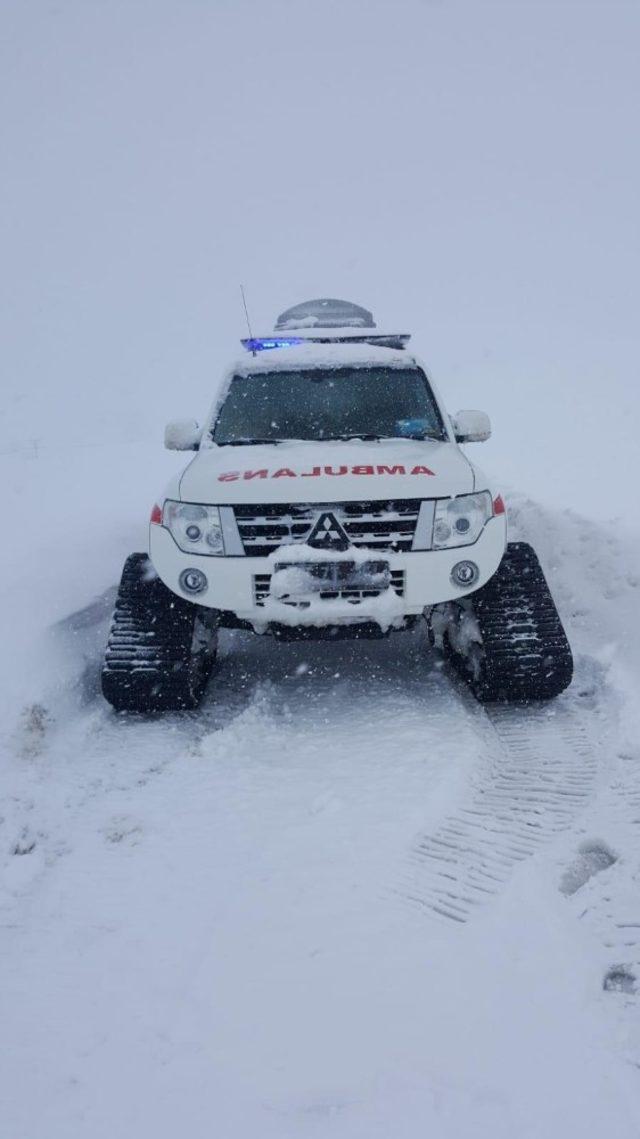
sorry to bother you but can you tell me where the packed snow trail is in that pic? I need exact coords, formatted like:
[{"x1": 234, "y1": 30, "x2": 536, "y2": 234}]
[
  {"x1": 404, "y1": 694, "x2": 599, "y2": 922},
  {"x1": 2, "y1": 489, "x2": 640, "y2": 1136},
  {"x1": 2, "y1": 608, "x2": 640, "y2": 1138}
]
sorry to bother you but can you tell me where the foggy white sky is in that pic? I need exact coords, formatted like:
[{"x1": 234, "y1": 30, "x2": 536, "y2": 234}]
[{"x1": 2, "y1": 0, "x2": 639, "y2": 518}]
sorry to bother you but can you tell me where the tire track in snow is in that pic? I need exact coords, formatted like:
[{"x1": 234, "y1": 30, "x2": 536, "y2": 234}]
[{"x1": 402, "y1": 699, "x2": 599, "y2": 923}]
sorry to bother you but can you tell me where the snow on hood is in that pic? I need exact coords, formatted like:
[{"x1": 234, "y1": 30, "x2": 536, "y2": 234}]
[{"x1": 178, "y1": 438, "x2": 475, "y2": 504}]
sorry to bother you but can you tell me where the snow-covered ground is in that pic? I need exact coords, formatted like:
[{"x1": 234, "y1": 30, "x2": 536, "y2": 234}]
[
  {"x1": 2, "y1": 439, "x2": 640, "y2": 1137},
  {"x1": 4, "y1": 1, "x2": 640, "y2": 1133}
]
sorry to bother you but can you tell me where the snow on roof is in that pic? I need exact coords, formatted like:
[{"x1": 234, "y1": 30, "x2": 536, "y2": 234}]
[{"x1": 229, "y1": 341, "x2": 416, "y2": 378}]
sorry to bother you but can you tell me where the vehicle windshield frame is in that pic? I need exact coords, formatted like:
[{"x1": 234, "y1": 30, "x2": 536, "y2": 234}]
[{"x1": 210, "y1": 364, "x2": 448, "y2": 445}]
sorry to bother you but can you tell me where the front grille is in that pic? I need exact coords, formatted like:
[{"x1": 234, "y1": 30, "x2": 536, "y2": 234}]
[
  {"x1": 253, "y1": 569, "x2": 405, "y2": 608},
  {"x1": 234, "y1": 501, "x2": 421, "y2": 556},
  {"x1": 253, "y1": 574, "x2": 272, "y2": 606}
]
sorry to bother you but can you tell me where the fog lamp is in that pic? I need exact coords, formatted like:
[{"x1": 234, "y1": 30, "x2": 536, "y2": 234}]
[
  {"x1": 179, "y1": 568, "x2": 208, "y2": 595},
  {"x1": 451, "y1": 560, "x2": 479, "y2": 588}
]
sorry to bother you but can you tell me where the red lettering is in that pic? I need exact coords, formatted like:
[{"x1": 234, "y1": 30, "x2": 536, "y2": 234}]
[{"x1": 219, "y1": 462, "x2": 434, "y2": 482}]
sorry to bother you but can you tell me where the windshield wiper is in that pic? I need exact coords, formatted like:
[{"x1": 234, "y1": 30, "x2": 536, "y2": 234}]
[
  {"x1": 215, "y1": 432, "x2": 445, "y2": 445},
  {"x1": 402, "y1": 431, "x2": 445, "y2": 441},
  {"x1": 320, "y1": 431, "x2": 444, "y2": 442},
  {"x1": 320, "y1": 433, "x2": 383, "y2": 441},
  {"x1": 214, "y1": 438, "x2": 283, "y2": 446}
]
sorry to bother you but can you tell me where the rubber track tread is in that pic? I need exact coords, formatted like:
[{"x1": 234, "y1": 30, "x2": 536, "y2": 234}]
[
  {"x1": 101, "y1": 553, "x2": 215, "y2": 711},
  {"x1": 449, "y1": 542, "x2": 573, "y2": 702}
]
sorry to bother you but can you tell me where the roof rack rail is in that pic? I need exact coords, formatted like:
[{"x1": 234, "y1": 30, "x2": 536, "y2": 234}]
[{"x1": 241, "y1": 332, "x2": 411, "y2": 353}]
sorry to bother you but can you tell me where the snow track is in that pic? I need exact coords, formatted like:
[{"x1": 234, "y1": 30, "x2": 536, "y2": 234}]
[
  {"x1": 404, "y1": 694, "x2": 598, "y2": 922},
  {"x1": 4, "y1": 497, "x2": 640, "y2": 1138},
  {"x1": 558, "y1": 674, "x2": 640, "y2": 1016}
]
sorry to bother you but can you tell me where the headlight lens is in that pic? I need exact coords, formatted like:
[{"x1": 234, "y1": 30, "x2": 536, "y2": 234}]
[
  {"x1": 163, "y1": 501, "x2": 224, "y2": 555},
  {"x1": 432, "y1": 492, "x2": 493, "y2": 549}
]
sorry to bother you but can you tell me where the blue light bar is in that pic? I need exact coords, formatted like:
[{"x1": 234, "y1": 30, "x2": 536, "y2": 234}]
[{"x1": 241, "y1": 337, "x2": 304, "y2": 352}]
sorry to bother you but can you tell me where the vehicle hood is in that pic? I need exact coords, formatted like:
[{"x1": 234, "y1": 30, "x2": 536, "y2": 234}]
[{"x1": 178, "y1": 438, "x2": 475, "y2": 504}]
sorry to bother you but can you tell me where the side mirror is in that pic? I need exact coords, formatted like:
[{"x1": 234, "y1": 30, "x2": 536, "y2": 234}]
[
  {"x1": 164, "y1": 418, "x2": 201, "y2": 451},
  {"x1": 452, "y1": 409, "x2": 491, "y2": 443}
]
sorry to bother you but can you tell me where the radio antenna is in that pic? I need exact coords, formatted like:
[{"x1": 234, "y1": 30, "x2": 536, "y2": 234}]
[{"x1": 240, "y1": 284, "x2": 256, "y2": 355}]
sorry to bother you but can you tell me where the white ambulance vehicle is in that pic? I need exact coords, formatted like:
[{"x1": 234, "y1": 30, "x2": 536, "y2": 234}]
[{"x1": 102, "y1": 299, "x2": 572, "y2": 710}]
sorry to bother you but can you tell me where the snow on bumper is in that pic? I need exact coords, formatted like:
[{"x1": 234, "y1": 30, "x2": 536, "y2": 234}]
[{"x1": 149, "y1": 515, "x2": 507, "y2": 630}]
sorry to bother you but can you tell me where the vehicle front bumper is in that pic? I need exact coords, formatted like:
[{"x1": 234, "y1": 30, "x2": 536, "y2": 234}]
[{"x1": 149, "y1": 515, "x2": 507, "y2": 629}]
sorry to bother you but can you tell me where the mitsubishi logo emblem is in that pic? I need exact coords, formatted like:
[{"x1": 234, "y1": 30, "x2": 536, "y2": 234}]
[{"x1": 307, "y1": 511, "x2": 350, "y2": 551}]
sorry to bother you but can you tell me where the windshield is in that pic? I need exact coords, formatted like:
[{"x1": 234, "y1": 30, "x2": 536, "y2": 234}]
[{"x1": 212, "y1": 366, "x2": 447, "y2": 444}]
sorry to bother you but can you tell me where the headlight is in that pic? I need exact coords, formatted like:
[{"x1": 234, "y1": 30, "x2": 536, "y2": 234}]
[
  {"x1": 163, "y1": 500, "x2": 224, "y2": 555},
  {"x1": 432, "y1": 492, "x2": 493, "y2": 549}
]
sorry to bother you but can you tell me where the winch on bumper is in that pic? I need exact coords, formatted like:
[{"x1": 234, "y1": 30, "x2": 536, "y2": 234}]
[{"x1": 149, "y1": 512, "x2": 507, "y2": 632}]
